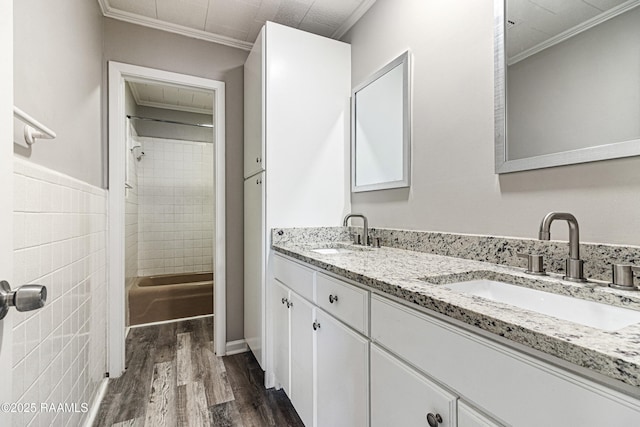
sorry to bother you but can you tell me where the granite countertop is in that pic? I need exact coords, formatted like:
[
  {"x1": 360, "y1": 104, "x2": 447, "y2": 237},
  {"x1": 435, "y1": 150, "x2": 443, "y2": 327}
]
[{"x1": 272, "y1": 239, "x2": 640, "y2": 393}]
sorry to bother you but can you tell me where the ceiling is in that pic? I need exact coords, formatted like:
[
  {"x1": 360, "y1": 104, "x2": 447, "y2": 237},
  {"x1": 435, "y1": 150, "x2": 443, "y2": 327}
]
[
  {"x1": 506, "y1": 0, "x2": 634, "y2": 63},
  {"x1": 98, "y1": 0, "x2": 377, "y2": 51},
  {"x1": 128, "y1": 81, "x2": 214, "y2": 114}
]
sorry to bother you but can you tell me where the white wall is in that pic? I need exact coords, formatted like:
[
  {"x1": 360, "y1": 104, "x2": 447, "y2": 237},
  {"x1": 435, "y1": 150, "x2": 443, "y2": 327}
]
[
  {"x1": 507, "y1": 7, "x2": 640, "y2": 159},
  {"x1": 104, "y1": 18, "x2": 248, "y2": 340},
  {"x1": 343, "y1": 0, "x2": 640, "y2": 246},
  {"x1": 137, "y1": 137, "x2": 214, "y2": 276},
  {"x1": 13, "y1": 0, "x2": 104, "y2": 187}
]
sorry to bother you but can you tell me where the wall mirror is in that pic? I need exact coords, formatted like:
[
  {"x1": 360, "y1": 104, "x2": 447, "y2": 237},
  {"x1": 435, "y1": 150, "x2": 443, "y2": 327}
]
[
  {"x1": 352, "y1": 50, "x2": 411, "y2": 192},
  {"x1": 495, "y1": 0, "x2": 640, "y2": 174}
]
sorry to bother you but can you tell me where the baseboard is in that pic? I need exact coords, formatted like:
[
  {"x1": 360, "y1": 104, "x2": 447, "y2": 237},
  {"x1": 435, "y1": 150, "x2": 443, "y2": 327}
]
[
  {"x1": 83, "y1": 378, "x2": 109, "y2": 427},
  {"x1": 225, "y1": 339, "x2": 249, "y2": 355}
]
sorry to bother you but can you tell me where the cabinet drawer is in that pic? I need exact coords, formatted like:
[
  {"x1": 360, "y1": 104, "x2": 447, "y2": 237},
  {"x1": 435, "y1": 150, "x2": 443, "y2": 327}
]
[
  {"x1": 316, "y1": 273, "x2": 368, "y2": 335},
  {"x1": 273, "y1": 255, "x2": 314, "y2": 301},
  {"x1": 458, "y1": 401, "x2": 502, "y2": 427}
]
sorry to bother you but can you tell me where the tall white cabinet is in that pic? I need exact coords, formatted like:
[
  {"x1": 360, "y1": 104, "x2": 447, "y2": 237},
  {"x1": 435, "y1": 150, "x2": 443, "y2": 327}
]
[{"x1": 243, "y1": 22, "x2": 351, "y2": 369}]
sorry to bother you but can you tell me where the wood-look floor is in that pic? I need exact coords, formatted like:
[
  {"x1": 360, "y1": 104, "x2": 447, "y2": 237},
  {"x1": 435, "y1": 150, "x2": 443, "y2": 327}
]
[{"x1": 94, "y1": 317, "x2": 304, "y2": 427}]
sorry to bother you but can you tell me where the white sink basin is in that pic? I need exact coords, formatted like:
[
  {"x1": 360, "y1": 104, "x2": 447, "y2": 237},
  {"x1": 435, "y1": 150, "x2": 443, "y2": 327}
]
[
  {"x1": 445, "y1": 280, "x2": 640, "y2": 331},
  {"x1": 311, "y1": 248, "x2": 354, "y2": 255}
]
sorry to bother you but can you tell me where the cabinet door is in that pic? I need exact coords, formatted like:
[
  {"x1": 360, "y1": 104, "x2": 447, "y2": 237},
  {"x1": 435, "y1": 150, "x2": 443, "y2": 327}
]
[
  {"x1": 289, "y1": 291, "x2": 314, "y2": 427},
  {"x1": 371, "y1": 344, "x2": 457, "y2": 427},
  {"x1": 243, "y1": 26, "x2": 265, "y2": 178},
  {"x1": 315, "y1": 310, "x2": 369, "y2": 427},
  {"x1": 243, "y1": 173, "x2": 265, "y2": 367},
  {"x1": 272, "y1": 279, "x2": 290, "y2": 394},
  {"x1": 458, "y1": 401, "x2": 503, "y2": 427}
]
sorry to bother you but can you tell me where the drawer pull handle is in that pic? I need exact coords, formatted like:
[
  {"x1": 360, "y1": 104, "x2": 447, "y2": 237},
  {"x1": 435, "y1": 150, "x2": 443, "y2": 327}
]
[
  {"x1": 329, "y1": 294, "x2": 339, "y2": 304},
  {"x1": 281, "y1": 297, "x2": 287, "y2": 305},
  {"x1": 287, "y1": 301, "x2": 293, "y2": 308},
  {"x1": 312, "y1": 321, "x2": 321, "y2": 331},
  {"x1": 426, "y1": 413, "x2": 443, "y2": 427}
]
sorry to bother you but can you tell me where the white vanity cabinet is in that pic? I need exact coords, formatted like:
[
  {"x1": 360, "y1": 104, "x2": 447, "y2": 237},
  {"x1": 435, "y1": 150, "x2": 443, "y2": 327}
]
[
  {"x1": 371, "y1": 344, "x2": 457, "y2": 427},
  {"x1": 457, "y1": 402, "x2": 501, "y2": 427},
  {"x1": 271, "y1": 255, "x2": 369, "y2": 427},
  {"x1": 371, "y1": 294, "x2": 640, "y2": 427},
  {"x1": 271, "y1": 253, "x2": 640, "y2": 427},
  {"x1": 289, "y1": 291, "x2": 315, "y2": 426},
  {"x1": 315, "y1": 308, "x2": 369, "y2": 427},
  {"x1": 270, "y1": 279, "x2": 315, "y2": 426},
  {"x1": 271, "y1": 279, "x2": 290, "y2": 395}
]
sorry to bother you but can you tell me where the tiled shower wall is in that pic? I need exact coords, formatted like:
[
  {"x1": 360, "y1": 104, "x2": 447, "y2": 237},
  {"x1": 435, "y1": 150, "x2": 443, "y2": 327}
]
[
  {"x1": 137, "y1": 137, "x2": 214, "y2": 276},
  {"x1": 12, "y1": 158, "x2": 107, "y2": 427},
  {"x1": 125, "y1": 123, "x2": 139, "y2": 287}
]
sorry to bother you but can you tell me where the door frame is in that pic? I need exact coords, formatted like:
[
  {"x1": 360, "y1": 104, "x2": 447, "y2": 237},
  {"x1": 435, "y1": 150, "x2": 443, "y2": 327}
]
[{"x1": 107, "y1": 61, "x2": 226, "y2": 376}]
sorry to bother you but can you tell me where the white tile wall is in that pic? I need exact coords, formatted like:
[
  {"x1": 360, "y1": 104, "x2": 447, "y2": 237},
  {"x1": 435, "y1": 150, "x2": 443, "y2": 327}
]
[
  {"x1": 136, "y1": 137, "x2": 214, "y2": 276},
  {"x1": 12, "y1": 158, "x2": 107, "y2": 427},
  {"x1": 125, "y1": 123, "x2": 139, "y2": 287}
]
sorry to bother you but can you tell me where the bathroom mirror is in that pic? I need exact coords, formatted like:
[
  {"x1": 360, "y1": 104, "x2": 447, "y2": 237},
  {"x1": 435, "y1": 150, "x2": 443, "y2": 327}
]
[
  {"x1": 495, "y1": 0, "x2": 640, "y2": 174},
  {"x1": 352, "y1": 51, "x2": 411, "y2": 192}
]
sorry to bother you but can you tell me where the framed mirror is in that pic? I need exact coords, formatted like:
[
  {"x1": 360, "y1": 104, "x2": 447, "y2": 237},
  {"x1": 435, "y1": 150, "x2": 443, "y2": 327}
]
[
  {"x1": 495, "y1": 0, "x2": 640, "y2": 174},
  {"x1": 352, "y1": 51, "x2": 411, "y2": 192}
]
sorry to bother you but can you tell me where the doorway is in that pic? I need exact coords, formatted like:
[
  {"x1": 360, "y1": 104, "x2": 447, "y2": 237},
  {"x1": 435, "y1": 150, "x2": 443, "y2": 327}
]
[{"x1": 108, "y1": 62, "x2": 226, "y2": 377}]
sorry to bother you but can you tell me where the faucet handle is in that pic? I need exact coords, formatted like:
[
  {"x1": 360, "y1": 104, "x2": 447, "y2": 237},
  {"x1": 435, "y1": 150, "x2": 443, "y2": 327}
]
[
  {"x1": 609, "y1": 264, "x2": 640, "y2": 291},
  {"x1": 517, "y1": 253, "x2": 547, "y2": 276}
]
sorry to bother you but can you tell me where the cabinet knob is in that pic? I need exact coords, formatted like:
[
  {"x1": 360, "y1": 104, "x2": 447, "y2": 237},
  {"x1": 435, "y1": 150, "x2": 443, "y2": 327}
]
[
  {"x1": 329, "y1": 294, "x2": 338, "y2": 304},
  {"x1": 256, "y1": 157, "x2": 261, "y2": 163},
  {"x1": 312, "y1": 321, "x2": 321, "y2": 331},
  {"x1": 426, "y1": 413, "x2": 443, "y2": 427},
  {"x1": 287, "y1": 301, "x2": 293, "y2": 308},
  {"x1": 281, "y1": 297, "x2": 287, "y2": 305}
]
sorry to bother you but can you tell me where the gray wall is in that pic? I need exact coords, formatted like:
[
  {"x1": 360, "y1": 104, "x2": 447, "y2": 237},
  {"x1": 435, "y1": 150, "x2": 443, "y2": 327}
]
[
  {"x1": 343, "y1": 0, "x2": 640, "y2": 246},
  {"x1": 507, "y1": 7, "x2": 640, "y2": 159},
  {"x1": 104, "y1": 18, "x2": 248, "y2": 341},
  {"x1": 13, "y1": 0, "x2": 104, "y2": 187}
]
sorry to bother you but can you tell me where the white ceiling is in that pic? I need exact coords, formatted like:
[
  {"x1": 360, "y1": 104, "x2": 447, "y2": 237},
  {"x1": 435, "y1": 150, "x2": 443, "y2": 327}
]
[
  {"x1": 99, "y1": 0, "x2": 377, "y2": 50},
  {"x1": 507, "y1": 0, "x2": 634, "y2": 62},
  {"x1": 129, "y1": 81, "x2": 214, "y2": 114}
]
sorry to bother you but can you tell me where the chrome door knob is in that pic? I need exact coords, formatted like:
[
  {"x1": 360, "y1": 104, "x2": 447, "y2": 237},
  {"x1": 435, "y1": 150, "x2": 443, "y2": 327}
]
[{"x1": 0, "y1": 280, "x2": 47, "y2": 319}]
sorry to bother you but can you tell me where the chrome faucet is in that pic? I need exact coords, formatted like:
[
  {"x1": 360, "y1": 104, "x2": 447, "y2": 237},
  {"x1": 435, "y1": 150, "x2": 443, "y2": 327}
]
[
  {"x1": 538, "y1": 212, "x2": 586, "y2": 282},
  {"x1": 343, "y1": 213, "x2": 369, "y2": 246}
]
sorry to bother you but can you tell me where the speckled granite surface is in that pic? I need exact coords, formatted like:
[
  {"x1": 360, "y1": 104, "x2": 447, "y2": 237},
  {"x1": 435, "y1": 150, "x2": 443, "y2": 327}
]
[
  {"x1": 271, "y1": 227, "x2": 640, "y2": 391},
  {"x1": 272, "y1": 226, "x2": 640, "y2": 282}
]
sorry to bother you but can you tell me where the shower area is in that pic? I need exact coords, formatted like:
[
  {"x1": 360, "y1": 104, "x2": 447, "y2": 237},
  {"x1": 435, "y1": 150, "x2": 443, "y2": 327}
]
[{"x1": 123, "y1": 80, "x2": 215, "y2": 326}]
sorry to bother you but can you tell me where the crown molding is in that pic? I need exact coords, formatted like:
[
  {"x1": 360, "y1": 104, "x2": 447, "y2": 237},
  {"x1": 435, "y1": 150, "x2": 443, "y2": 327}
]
[
  {"x1": 99, "y1": 0, "x2": 253, "y2": 51},
  {"x1": 332, "y1": 0, "x2": 377, "y2": 39},
  {"x1": 508, "y1": 0, "x2": 640, "y2": 65}
]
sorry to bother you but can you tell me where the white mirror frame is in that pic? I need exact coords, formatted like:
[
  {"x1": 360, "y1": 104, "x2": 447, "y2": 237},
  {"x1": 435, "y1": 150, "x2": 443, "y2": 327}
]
[
  {"x1": 351, "y1": 50, "x2": 411, "y2": 192},
  {"x1": 494, "y1": 0, "x2": 640, "y2": 174}
]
